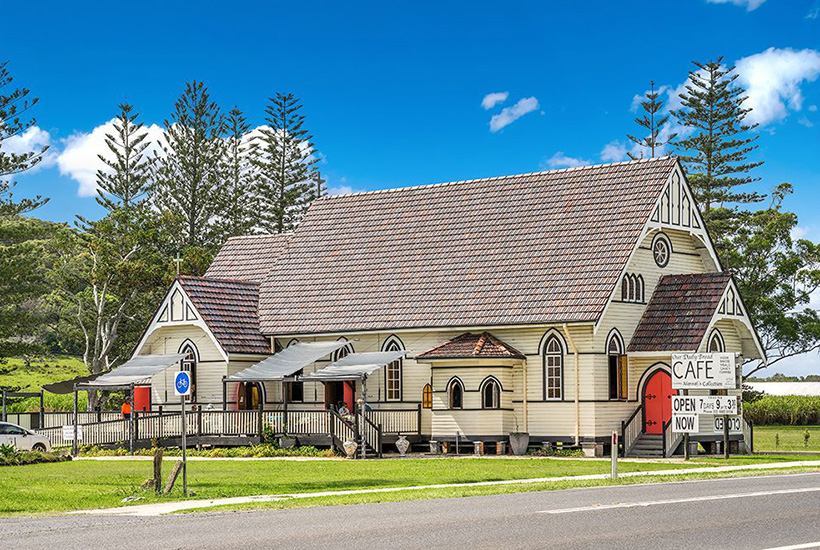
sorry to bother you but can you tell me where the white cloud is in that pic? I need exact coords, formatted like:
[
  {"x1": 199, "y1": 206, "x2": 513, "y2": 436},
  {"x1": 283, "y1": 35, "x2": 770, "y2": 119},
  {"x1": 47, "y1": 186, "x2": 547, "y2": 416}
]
[
  {"x1": 481, "y1": 92, "x2": 509, "y2": 110},
  {"x1": 792, "y1": 226, "x2": 813, "y2": 240},
  {"x1": 2, "y1": 126, "x2": 55, "y2": 171},
  {"x1": 57, "y1": 119, "x2": 165, "y2": 197},
  {"x1": 735, "y1": 47, "x2": 820, "y2": 126},
  {"x1": 600, "y1": 141, "x2": 629, "y2": 162},
  {"x1": 705, "y1": 0, "x2": 767, "y2": 11},
  {"x1": 810, "y1": 105, "x2": 818, "y2": 112},
  {"x1": 489, "y1": 97, "x2": 539, "y2": 132},
  {"x1": 542, "y1": 151, "x2": 591, "y2": 170},
  {"x1": 807, "y1": 5, "x2": 819, "y2": 19},
  {"x1": 327, "y1": 185, "x2": 353, "y2": 196},
  {"x1": 799, "y1": 116, "x2": 815, "y2": 128}
]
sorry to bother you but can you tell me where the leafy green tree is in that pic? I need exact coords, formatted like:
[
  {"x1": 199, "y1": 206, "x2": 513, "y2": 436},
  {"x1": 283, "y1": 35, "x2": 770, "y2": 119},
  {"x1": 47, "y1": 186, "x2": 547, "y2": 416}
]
[
  {"x1": 627, "y1": 80, "x2": 676, "y2": 159},
  {"x1": 0, "y1": 61, "x2": 48, "y2": 215},
  {"x1": 672, "y1": 57, "x2": 764, "y2": 245},
  {"x1": 153, "y1": 81, "x2": 226, "y2": 249},
  {"x1": 94, "y1": 103, "x2": 153, "y2": 213},
  {"x1": 252, "y1": 93, "x2": 320, "y2": 233},
  {"x1": 721, "y1": 184, "x2": 820, "y2": 378},
  {"x1": 219, "y1": 107, "x2": 256, "y2": 238},
  {"x1": 0, "y1": 217, "x2": 58, "y2": 358},
  {"x1": 52, "y1": 210, "x2": 165, "y2": 407}
]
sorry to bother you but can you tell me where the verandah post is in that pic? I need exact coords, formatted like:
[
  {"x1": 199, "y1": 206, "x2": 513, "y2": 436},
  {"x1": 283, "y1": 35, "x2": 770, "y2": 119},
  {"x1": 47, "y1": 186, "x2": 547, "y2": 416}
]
[
  {"x1": 72, "y1": 384, "x2": 79, "y2": 456},
  {"x1": 129, "y1": 383, "x2": 135, "y2": 456},
  {"x1": 39, "y1": 391, "x2": 44, "y2": 428},
  {"x1": 257, "y1": 394, "x2": 264, "y2": 442}
]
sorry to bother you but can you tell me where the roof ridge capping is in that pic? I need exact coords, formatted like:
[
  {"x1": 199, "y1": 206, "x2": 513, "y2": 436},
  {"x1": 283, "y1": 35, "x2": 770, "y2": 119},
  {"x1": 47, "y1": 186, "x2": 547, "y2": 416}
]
[{"x1": 321, "y1": 156, "x2": 675, "y2": 200}]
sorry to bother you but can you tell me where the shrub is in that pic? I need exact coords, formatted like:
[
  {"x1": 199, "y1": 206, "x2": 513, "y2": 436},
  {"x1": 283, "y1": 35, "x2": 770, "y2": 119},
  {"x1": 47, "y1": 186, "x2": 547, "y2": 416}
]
[
  {"x1": 743, "y1": 395, "x2": 820, "y2": 425},
  {"x1": 79, "y1": 444, "x2": 336, "y2": 458},
  {"x1": 0, "y1": 446, "x2": 71, "y2": 466}
]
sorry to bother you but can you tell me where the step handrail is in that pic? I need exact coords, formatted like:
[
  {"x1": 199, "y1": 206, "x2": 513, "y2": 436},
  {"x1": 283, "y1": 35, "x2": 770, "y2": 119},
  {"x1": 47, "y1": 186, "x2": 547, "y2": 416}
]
[
  {"x1": 359, "y1": 411, "x2": 382, "y2": 458},
  {"x1": 621, "y1": 404, "x2": 643, "y2": 456}
]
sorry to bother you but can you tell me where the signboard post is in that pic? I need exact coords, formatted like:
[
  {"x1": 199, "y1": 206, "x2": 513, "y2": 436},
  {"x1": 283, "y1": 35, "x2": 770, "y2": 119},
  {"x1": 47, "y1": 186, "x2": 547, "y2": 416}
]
[
  {"x1": 611, "y1": 431, "x2": 618, "y2": 479},
  {"x1": 174, "y1": 371, "x2": 192, "y2": 497},
  {"x1": 671, "y1": 353, "x2": 740, "y2": 459}
]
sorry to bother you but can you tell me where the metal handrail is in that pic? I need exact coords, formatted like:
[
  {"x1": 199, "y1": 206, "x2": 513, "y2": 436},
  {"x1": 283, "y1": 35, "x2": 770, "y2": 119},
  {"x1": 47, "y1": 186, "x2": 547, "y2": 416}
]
[{"x1": 621, "y1": 404, "x2": 643, "y2": 456}]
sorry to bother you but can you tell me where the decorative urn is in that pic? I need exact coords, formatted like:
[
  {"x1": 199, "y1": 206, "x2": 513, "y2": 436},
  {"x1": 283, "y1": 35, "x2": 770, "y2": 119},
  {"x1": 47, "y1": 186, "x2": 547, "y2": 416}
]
[
  {"x1": 395, "y1": 435, "x2": 410, "y2": 457},
  {"x1": 343, "y1": 440, "x2": 358, "y2": 459}
]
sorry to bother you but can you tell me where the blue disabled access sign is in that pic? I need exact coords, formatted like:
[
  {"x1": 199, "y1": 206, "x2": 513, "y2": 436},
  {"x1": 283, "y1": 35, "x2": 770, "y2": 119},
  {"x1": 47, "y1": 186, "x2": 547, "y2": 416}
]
[{"x1": 174, "y1": 371, "x2": 192, "y2": 397}]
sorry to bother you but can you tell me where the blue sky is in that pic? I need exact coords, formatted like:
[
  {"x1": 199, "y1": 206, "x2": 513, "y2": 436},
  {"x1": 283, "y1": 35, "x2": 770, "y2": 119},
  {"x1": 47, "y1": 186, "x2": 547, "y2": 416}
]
[{"x1": 4, "y1": 0, "x2": 820, "y2": 374}]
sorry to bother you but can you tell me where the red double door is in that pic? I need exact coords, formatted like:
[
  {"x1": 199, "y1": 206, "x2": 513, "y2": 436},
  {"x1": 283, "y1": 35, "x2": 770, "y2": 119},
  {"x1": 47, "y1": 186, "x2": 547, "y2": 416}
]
[{"x1": 643, "y1": 371, "x2": 677, "y2": 434}]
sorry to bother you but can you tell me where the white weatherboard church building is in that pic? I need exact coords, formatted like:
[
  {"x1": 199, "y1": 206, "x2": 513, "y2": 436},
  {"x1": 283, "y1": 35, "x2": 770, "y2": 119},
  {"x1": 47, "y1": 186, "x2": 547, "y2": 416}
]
[{"x1": 133, "y1": 157, "x2": 762, "y2": 457}]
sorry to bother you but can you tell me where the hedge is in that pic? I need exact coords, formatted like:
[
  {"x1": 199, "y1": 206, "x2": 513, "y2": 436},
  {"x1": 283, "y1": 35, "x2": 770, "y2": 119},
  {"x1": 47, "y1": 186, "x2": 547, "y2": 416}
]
[{"x1": 744, "y1": 395, "x2": 820, "y2": 426}]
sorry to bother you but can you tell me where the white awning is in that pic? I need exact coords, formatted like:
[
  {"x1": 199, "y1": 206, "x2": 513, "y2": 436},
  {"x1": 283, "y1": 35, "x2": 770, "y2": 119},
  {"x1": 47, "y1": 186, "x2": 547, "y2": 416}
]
[
  {"x1": 89, "y1": 354, "x2": 187, "y2": 387},
  {"x1": 226, "y1": 341, "x2": 352, "y2": 382},
  {"x1": 303, "y1": 351, "x2": 407, "y2": 381}
]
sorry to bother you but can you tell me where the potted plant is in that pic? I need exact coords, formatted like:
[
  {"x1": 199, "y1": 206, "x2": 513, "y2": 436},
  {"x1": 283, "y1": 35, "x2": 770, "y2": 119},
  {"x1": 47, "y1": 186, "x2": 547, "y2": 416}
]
[{"x1": 509, "y1": 420, "x2": 530, "y2": 456}]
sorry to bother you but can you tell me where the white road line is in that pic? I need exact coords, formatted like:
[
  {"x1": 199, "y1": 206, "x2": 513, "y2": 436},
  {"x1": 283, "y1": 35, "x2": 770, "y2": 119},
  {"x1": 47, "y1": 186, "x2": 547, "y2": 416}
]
[
  {"x1": 758, "y1": 543, "x2": 820, "y2": 550},
  {"x1": 539, "y1": 486, "x2": 820, "y2": 514}
]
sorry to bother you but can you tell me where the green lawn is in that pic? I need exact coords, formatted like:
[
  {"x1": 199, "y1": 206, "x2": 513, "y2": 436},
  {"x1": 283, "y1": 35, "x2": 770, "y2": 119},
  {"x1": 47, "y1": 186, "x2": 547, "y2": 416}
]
[
  {"x1": 4, "y1": 454, "x2": 820, "y2": 517},
  {"x1": 0, "y1": 356, "x2": 88, "y2": 412},
  {"x1": 0, "y1": 457, "x2": 702, "y2": 516},
  {"x1": 753, "y1": 425, "x2": 820, "y2": 452}
]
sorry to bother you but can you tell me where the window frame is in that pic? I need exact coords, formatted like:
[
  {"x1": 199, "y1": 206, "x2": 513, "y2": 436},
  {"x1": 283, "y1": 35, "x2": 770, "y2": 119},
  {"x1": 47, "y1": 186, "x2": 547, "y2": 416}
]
[
  {"x1": 382, "y1": 336, "x2": 404, "y2": 402},
  {"x1": 480, "y1": 377, "x2": 501, "y2": 410},
  {"x1": 422, "y1": 383, "x2": 433, "y2": 409},
  {"x1": 652, "y1": 232, "x2": 672, "y2": 268},
  {"x1": 448, "y1": 378, "x2": 464, "y2": 410},
  {"x1": 708, "y1": 329, "x2": 726, "y2": 353},
  {"x1": 542, "y1": 334, "x2": 564, "y2": 401},
  {"x1": 179, "y1": 341, "x2": 198, "y2": 403},
  {"x1": 606, "y1": 330, "x2": 628, "y2": 400}
]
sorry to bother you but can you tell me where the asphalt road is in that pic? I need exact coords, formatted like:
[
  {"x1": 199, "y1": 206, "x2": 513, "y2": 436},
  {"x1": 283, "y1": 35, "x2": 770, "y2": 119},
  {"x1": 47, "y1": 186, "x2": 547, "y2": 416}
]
[{"x1": 4, "y1": 472, "x2": 820, "y2": 550}]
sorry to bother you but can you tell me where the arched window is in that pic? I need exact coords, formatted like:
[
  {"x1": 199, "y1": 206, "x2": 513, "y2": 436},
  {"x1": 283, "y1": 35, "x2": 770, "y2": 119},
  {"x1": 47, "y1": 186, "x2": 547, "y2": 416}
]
[
  {"x1": 382, "y1": 336, "x2": 403, "y2": 401},
  {"x1": 286, "y1": 338, "x2": 304, "y2": 402},
  {"x1": 480, "y1": 377, "x2": 501, "y2": 409},
  {"x1": 448, "y1": 378, "x2": 464, "y2": 410},
  {"x1": 708, "y1": 329, "x2": 725, "y2": 352},
  {"x1": 179, "y1": 341, "x2": 198, "y2": 402},
  {"x1": 607, "y1": 330, "x2": 628, "y2": 400},
  {"x1": 543, "y1": 335, "x2": 563, "y2": 400},
  {"x1": 332, "y1": 340, "x2": 354, "y2": 362},
  {"x1": 422, "y1": 384, "x2": 433, "y2": 409},
  {"x1": 621, "y1": 274, "x2": 644, "y2": 303}
]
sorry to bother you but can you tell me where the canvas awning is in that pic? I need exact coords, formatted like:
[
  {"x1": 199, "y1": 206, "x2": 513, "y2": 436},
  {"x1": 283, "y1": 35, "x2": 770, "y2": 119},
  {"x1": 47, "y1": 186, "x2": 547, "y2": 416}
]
[
  {"x1": 41, "y1": 374, "x2": 102, "y2": 394},
  {"x1": 226, "y1": 341, "x2": 353, "y2": 382},
  {"x1": 83, "y1": 354, "x2": 187, "y2": 387},
  {"x1": 303, "y1": 351, "x2": 407, "y2": 382}
]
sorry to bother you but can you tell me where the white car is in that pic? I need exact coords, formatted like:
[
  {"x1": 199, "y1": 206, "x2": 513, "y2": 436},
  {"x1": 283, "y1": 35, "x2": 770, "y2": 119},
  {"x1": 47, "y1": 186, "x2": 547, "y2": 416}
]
[{"x1": 0, "y1": 422, "x2": 52, "y2": 452}]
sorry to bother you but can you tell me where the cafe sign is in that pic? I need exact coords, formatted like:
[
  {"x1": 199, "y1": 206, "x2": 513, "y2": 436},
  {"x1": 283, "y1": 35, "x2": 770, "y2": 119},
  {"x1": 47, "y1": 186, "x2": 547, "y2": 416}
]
[{"x1": 671, "y1": 353, "x2": 737, "y2": 390}]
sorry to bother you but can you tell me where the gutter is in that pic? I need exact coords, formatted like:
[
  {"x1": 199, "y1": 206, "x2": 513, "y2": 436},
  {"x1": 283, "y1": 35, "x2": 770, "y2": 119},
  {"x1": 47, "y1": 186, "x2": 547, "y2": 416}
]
[{"x1": 562, "y1": 323, "x2": 580, "y2": 446}]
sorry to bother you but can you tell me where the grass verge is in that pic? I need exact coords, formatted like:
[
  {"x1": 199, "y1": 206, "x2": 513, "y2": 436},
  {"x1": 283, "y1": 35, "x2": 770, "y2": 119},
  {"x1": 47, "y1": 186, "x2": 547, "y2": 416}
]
[
  {"x1": 0, "y1": 456, "x2": 702, "y2": 516},
  {"x1": 753, "y1": 425, "x2": 820, "y2": 452},
  {"x1": 186, "y1": 465, "x2": 820, "y2": 515}
]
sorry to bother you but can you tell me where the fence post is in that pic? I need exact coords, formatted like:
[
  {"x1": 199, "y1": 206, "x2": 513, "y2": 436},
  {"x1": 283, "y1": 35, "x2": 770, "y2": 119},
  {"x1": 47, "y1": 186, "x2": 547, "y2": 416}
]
[
  {"x1": 197, "y1": 408, "x2": 202, "y2": 442},
  {"x1": 129, "y1": 384, "x2": 135, "y2": 456},
  {"x1": 72, "y1": 385, "x2": 79, "y2": 456},
  {"x1": 134, "y1": 410, "x2": 139, "y2": 443},
  {"x1": 39, "y1": 391, "x2": 44, "y2": 429},
  {"x1": 159, "y1": 407, "x2": 164, "y2": 441},
  {"x1": 257, "y1": 398, "x2": 264, "y2": 442}
]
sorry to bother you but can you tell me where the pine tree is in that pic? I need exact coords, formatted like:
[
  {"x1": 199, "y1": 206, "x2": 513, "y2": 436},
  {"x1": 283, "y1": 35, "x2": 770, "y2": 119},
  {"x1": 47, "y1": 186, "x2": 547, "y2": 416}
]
[
  {"x1": 627, "y1": 80, "x2": 676, "y2": 160},
  {"x1": 219, "y1": 107, "x2": 256, "y2": 238},
  {"x1": 95, "y1": 103, "x2": 153, "y2": 213},
  {"x1": 153, "y1": 81, "x2": 226, "y2": 249},
  {"x1": 252, "y1": 93, "x2": 319, "y2": 233},
  {"x1": 0, "y1": 61, "x2": 48, "y2": 215},
  {"x1": 672, "y1": 58, "x2": 764, "y2": 214}
]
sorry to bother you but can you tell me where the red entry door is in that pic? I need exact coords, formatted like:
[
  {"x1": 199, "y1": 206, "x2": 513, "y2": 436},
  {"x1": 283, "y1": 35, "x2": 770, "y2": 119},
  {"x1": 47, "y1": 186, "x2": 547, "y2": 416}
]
[{"x1": 643, "y1": 370, "x2": 676, "y2": 434}]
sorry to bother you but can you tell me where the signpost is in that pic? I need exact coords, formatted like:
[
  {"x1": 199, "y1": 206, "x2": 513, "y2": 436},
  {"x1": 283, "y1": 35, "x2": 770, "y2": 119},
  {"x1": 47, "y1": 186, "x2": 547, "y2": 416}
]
[
  {"x1": 671, "y1": 353, "x2": 741, "y2": 459},
  {"x1": 173, "y1": 371, "x2": 191, "y2": 497}
]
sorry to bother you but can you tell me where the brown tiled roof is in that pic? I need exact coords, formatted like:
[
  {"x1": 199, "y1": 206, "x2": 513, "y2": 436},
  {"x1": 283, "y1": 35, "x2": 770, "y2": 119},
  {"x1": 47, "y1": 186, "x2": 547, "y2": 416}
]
[
  {"x1": 628, "y1": 272, "x2": 732, "y2": 352},
  {"x1": 205, "y1": 234, "x2": 289, "y2": 284},
  {"x1": 259, "y1": 157, "x2": 679, "y2": 335},
  {"x1": 416, "y1": 332, "x2": 525, "y2": 360},
  {"x1": 178, "y1": 276, "x2": 270, "y2": 355}
]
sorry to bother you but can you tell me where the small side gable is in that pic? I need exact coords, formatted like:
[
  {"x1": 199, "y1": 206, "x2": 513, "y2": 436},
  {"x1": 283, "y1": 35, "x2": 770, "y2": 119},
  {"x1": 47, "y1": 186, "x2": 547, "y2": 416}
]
[
  {"x1": 133, "y1": 280, "x2": 228, "y2": 361},
  {"x1": 700, "y1": 278, "x2": 764, "y2": 360}
]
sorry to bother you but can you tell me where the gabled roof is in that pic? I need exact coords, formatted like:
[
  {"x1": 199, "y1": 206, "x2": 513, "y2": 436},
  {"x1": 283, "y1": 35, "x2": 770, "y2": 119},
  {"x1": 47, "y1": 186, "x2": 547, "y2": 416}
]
[
  {"x1": 416, "y1": 332, "x2": 525, "y2": 360},
  {"x1": 628, "y1": 272, "x2": 732, "y2": 352},
  {"x1": 259, "y1": 157, "x2": 680, "y2": 335},
  {"x1": 177, "y1": 276, "x2": 270, "y2": 355},
  {"x1": 205, "y1": 234, "x2": 289, "y2": 284}
]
